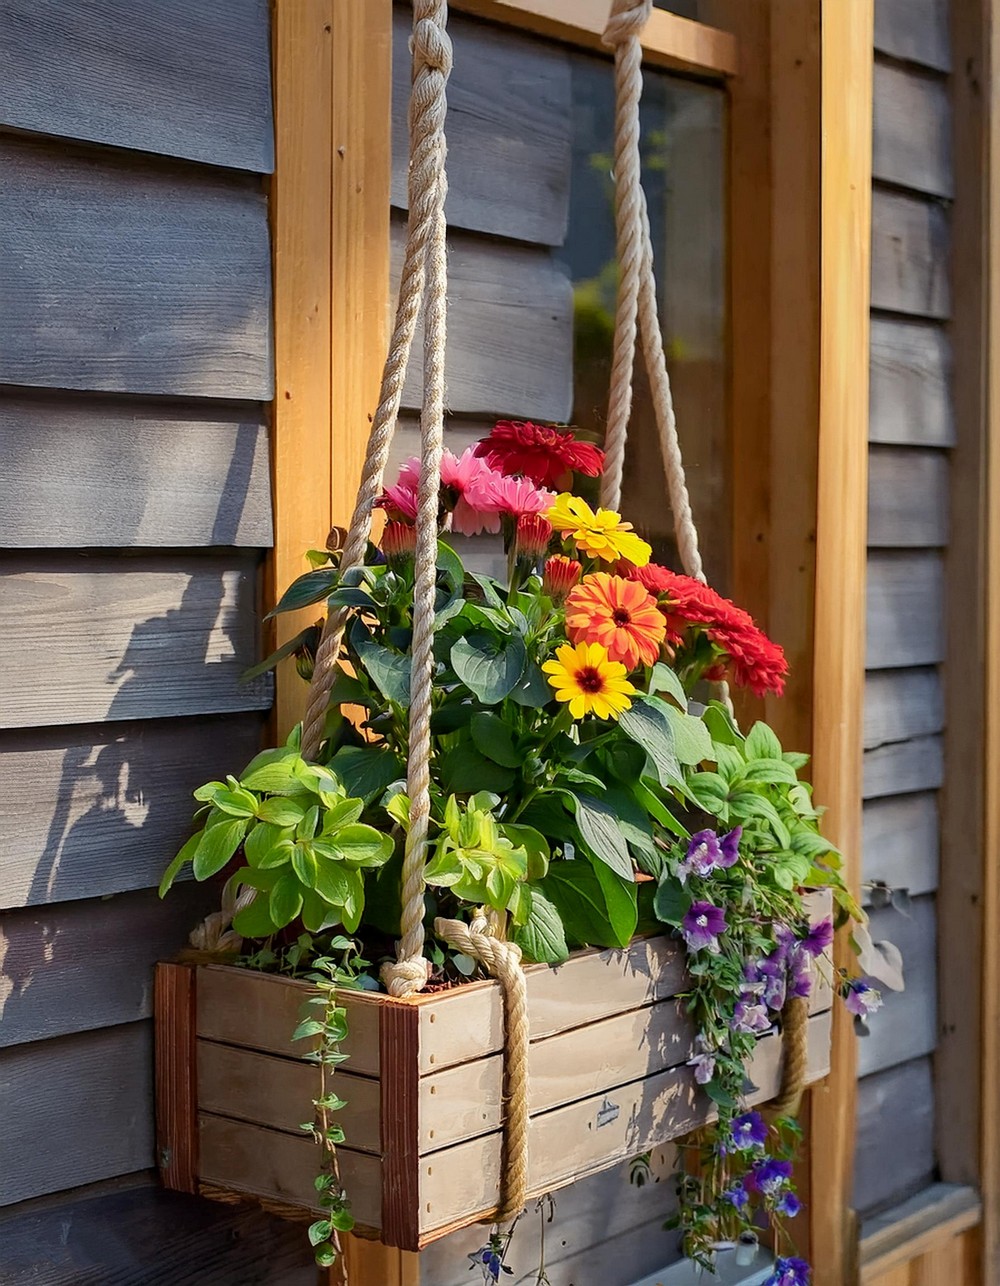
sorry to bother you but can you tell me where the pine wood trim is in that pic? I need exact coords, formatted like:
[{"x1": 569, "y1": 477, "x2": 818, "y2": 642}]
[{"x1": 451, "y1": 0, "x2": 738, "y2": 78}]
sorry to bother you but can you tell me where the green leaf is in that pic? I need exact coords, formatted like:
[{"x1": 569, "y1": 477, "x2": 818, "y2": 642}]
[
  {"x1": 323, "y1": 824, "x2": 394, "y2": 868},
  {"x1": 266, "y1": 568, "x2": 339, "y2": 617},
  {"x1": 702, "y1": 700, "x2": 744, "y2": 746},
  {"x1": 232, "y1": 892, "x2": 280, "y2": 939},
  {"x1": 619, "y1": 698, "x2": 683, "y2": 789},
  {"x1": 211, "y1": 787, "x2": 260, "y2": 818},
  {"x1": 239, "y1": 749, "x2": 303, "y2": 794},
  {"x1": 633, "y1": 779, "x2": 690, "y2": 839},
  {"x1": 269, "y1": 873, "x2": 304, "y2": 927},
  {"x1": 649, "y1": 662, "x2": 689, "y2": 710},
  {"x1": 329, "y1": 745, "x2": 404, "y2": 804},
  {"x1": 352, "y1": 632, "x2": 412, "y2": 706},
  {"x1": 746, "y1": 720, "x2": 784, "y2": 762},
  {"x1": 653, "y1": 875, "x2": 691, "y2": 927},
  {"x1": 790, "y1": 829, "x2": 838, "y2": 859},
  {"x1": 341, "y1": 868, "x2": 365, "y2": 932},
  {"x1": 685, "y1": 772, "x2": 730, "y2": 816},
  {"x1": 191, "y1": 818, "x2": 248, "y2": 880},
  {"x1": 470, "y1": 712, "x2": 521, "y2": 768},
  {"x1": 436, "y1": 539, "x2": 466, "y2": 595},
  {"x1": 258, "y1": 797, "x2": 307, "y2": 827},
  {"x1": 501, "y1": 824, "x2": 550, "y2": 881},
  {"x1": 244, "y1": 821, "x2": 294, "y2": 869},
  {"x1": 308, "y1": 1220, "x2": 333, "y2": 1248},
  {"x1": 451, "y1": 630, "x2": 526, "y2": 704},
  {"x1": 440, "y1": 744, "x2": 516, "y2": 795},
  {"x1": 241, "y1": 625, "x2": 318, "y2": 682},
  {"x1": 313, "y1": 858, "x2": 352, "y2": 906},
  {"x1": 659, "y1": 701, "x2": 713, "y2": 766},
  {"x1": 542, "y1": 854, "x2": 637, "y2": 949},
  {"x1": 740, "y1": 758, "x2": 800, "y2": 785},
  {"x1": 159, "y1": 830, "x2": 201, "y2": 897},
  {"x1": 570, "y1": 793, "x2": 633, "y2": 880},
  {"x1": 508, "y1": 662, "x2": 552, "y2": 708},
  {"x1": 291, "y1": 842, "x2": 319, "y2": 887},
  {"x1": 512, "y1": 889, "x2": 569, "y2": 964}
]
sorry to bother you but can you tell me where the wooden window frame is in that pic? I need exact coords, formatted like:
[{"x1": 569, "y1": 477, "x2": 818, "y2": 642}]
[{"x1": 269, "y1": 3, "x2": 873, "y2": 1282}]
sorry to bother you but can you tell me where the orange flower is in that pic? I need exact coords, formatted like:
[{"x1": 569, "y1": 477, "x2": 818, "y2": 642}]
[{"x1": 565, "y1": 573, "x2": 666, "y2": 671}]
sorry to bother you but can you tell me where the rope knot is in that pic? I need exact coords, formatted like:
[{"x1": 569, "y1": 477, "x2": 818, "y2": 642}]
[
  {"x1": 381, "y1": 954, "x2": 432, "y2": 998},
  {"x1": 602, "y1": 0, "x2": 653, "y2": 48},
  {"x1": 411, "y1": 17, "x2": 453, "y2": 77}
]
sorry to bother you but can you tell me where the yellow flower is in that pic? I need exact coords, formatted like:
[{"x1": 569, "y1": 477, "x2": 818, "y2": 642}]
[
  {"x1": 542, "y1": 641, "x2": 636, "y2": 720},
  {"x1": 546, "y1": 494, "x2": 652, "y2": 566}
]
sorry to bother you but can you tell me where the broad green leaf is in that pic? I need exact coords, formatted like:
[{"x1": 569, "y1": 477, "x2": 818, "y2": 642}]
[
  {"x1": 542, "y1": 854, "x2": 637, "y2": 948},
  {"x1": 502, "y1": 824, "x2": 550, "y2": 881},
  {"x1": 649, "y1": 662, "x2": 689, "y2": 711},
  {"x1": 702, "y1": 700, "x2": 744, "y2": 746},
  {"x1": 511, "y1": 889, "x2": 569, "y2": 964},
  {"x1": 350, "y1": 622, "x2": 412, "y2": 705},
  {"x1": 324, "y1": 823, "x2": 394, "y2": 868},
  {"x1": 159, "y1": 830, "x2": 200, "y2": 897},
  {"x1": 746, "y1": 721, "x2": 784, "y2": 762},
  {"x1": 653, "y1": 875, "x2": 691, "y2": 927},
  {"x1": 239, "y1": 749, "x2": 303, "y2": 794},
  {"x1": 191, "y1": 818, "x2": 248, "y2": 880},
  {"x1": 269, "y1": 873, "x2": 305, "y2": 927},
  {"x1": 728, "y1": 791, "x2": 790, "y2": 848},
  {"x1": 633, "y1": 779, "x2": 690, "y2": 839},
  {"x1": 341, "y1": 868, "x2": 365, "y2": 932},
  {"x1": 740, "y1": 758, "x2": 800, "y2": 786},
  {"x1": 244, "y1": 822, "x2": 294, "y2": 869},
  {"x1": 570, "y1": 793, "x2": 633, "y2": 880},
  {"x1": 619, "y1": 698, "x2": 683, "y2": 789},
  {"x1": 451, "y1": 630, "x2": 526, "y2": 704},
  {"x1": 266, "y1": 568, "x2": 339, "y2": 617},
  {"x1": 296, "y1": 805, "x2": 320, "y2": 841},
  {"x1": 470, "y1": 712, "x2": 521, "y2": 768},
  {"x1": 790, "y1": 829, "x2": 839, "y2": 860},
  {"x1": 291, "y1": 842, "x2": 319, "y2": 887},
  {"x1": 436, "y1": 539, "x2": 466, "y2": 595},
  {"x1": 321, "y1": 798, "x2": 365, "y2": 831},
  {"x1": 313, "y1": 858, "x2": 352, "y2": 906},
  {"x1": 241, "y1": 625, "x2": 318, "y2": 683},
  {"x1": 329, "y1": 745, "x2": 404, "y2": 804},
  {"x1": 423, "y1": 848, "x2": 465, "y2": 887},
  {"x1": 685, "y1": 771, "x2": 730, "y2": 816},
  {"x1": 508, "y1": 662, "x2": 553, "y2": 708},
  {"x1": 257, "y1": 797, "x2": 307, "y2": 827},
  {"x1": 440, "y1": 744, "x2": 515, "y2": 795},
  {"x1": 232, "y1": 893, "x2": 280, "y2": 939},
  {"x1": 659, "y1": 702, "x2": 713, "y2": 766}
]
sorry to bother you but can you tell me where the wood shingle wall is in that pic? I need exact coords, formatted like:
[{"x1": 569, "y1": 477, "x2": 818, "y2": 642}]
[
  {"x1": 854, "y1": 0, "x2": 952, "y2": 1216},
  {"x1": 0, "y1": 3, "x2": 314, "y2": 1272}
]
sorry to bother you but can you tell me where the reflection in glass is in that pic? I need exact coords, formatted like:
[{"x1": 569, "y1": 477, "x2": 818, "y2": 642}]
[
  {"x1": 556, "y1": 54, "x2": 728, "y2": 588},
  {"x1": 653, "y1": 0, "x2": 703, "y2": 16}
]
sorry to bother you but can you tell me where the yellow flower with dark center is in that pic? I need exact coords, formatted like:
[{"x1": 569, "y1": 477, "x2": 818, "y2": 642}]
[
  {"x1": 542, "y1": 641, "x2": 636, "y2": 720},
  {"x1": 545, "y1": 494, "x2": 652, "y2": 566}
]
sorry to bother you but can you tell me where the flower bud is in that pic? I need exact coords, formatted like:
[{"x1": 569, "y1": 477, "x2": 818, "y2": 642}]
[
  {"x1": 381, "y1": 521, "x2": 417, "y2": 568},
  {"x1": 542, "y1": 555, "x2": 582, "y2": 603}
]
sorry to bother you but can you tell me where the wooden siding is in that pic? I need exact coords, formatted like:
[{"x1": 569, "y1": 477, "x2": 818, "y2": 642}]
[
  {"x1": 0, "y1": 0, "x2": 274, "y2": 172},
  {"x1": 855, "y1": 11, "x2": 954, "y2": 1230},
  {"x1": 0, "y1": 0, "x2": 275, "y2": 1234}
]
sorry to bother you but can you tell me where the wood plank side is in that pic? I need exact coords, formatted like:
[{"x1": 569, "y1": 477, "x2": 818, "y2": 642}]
[
  {"x1": 0, "y1": 1023, "x2": 155, "y2": 1206},
  {"x1": 853, "y1": 1057, "x2": 936, "y2": 1218},
  {"x1": 869, "y1": 318, "x2": 954, "y2": 448},
  {"x1": 0, "y1": 884, "x2": 217, "y2": 1047},
  {"x1": 155, "y1": 964, "x2": 197, "y2": 1194},
  {"x1": 390, "y1": 7, "x2": 571, "y2": 246},
  {"x1": 0, "y1": 714, "x2": 264, "y2": 908},
  {"x1": 866, "y1": 552, "x2": 945, "y2": 669},
  {"x1": 871, "y1": 189, "x2": 951, "y2": 320},
  {"x1": 0, "y1": 397, "x2": 272, "y2": 550},
  {"x1": 860, "y1": 1183, "x2": 982, "y2": 1279},
  {"x1": 863, "y1": 734, "x2": 944, "y2": 800},
  {"x1": 0, "y1": 136, "x2": 272, "y2": 399},
  {"x1": 862, "y1": 793, "x2": 939, "y2": 899},
  {"x1": 873, "y1": 59, "x2": 953, "y2": 199},
  {"x1": 867, "y1": 447, "x2": 949, "y2": 548},
  {"x1": 874, "y1": 0, "x2": 951, "y2": 72},
  {"x1": 380, "y1": 994, "x2": 421, "y2": 1249},
  {"x1": 864, "y1": 668, "x2": 944, "y2": 749},
  {"x1": 0, "y1": 0, "x2": 274, "y2": 171},
  {"x1": 856, "y1": 897, "x2": 938, "y2": 1077},
  {"x1": 0, "y1": 556, "x2": 272, "y2": 729},
  {"x1": 393, "y1": 222, "x2": 574, "y2": 423}
]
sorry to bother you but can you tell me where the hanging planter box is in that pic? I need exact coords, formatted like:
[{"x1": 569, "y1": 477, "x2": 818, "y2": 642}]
[{"x1": 155, "y1": 894, "x2": 832, "y2": 1251}]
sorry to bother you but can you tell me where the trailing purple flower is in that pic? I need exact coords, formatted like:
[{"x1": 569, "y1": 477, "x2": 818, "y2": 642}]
[
  {"x1": 748, "y1": 1157, "x2": 793, "y2": 1196},
  {"x1": 843, "y1": 977, "x2": 882, "y2": 1019},
  {"x1": 776, "y1": 1191, "x2": 802, "y2": 1218},
  {"x1": 786, "y1": 944, "x2": 813, "y2": 1001},
  {"x1": 687, "y1": 1049, "x2": 716, "y2": 1085},
  {"x1": 731, "y1": 1110, "x2": 768, "y2": 1151},
  {"x1": 718, "y1": 824, "x2": 742, "y2": 868},
  {"x1": 732, "y1": 997, "x2": 771, "y2": 1034},
  {"x1": 682, "y1": 901, "x2": 727, "y2": 953},
  {"x1": 678, "y1": 829, "x2": 723, "y2": 882},
  {"x1": 721, "y1": 1182, "x2": 749, "y2": 1210},
  {"x1": 764, "y1": 1256, "x2": 811, "y2": 1286},
  {"x1": 801, "y1": 916, "x2": 834, "y2": 957}
]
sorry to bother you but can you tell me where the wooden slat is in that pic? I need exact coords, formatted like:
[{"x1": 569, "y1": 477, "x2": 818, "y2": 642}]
[
  {"x1": 854, "y1": 1057, "x2": 936, "y2": 1217},
  {"x1": 0, "y1": 715, "x2": 264, "y2": 908},
  {"x1": 450, "y1": 0, "x2": 738, "y2": 77},
  {"x1": 873, "y1": 60, "x2": 953, "y2": 199},
  {"x1": 0, "y1": 0, "x2": 274, "y2": 172},
  {"x1": 0, "y1": 1023, "x2": 154, "y2": 1206},
  {"x1": 0, "y1": 1178, "x2": 320, "y2": 1285},
  {"x1": 394, "y1": 221, "x2": 574, "y2": 422},
  {"x1": 866, "y1": 552, "x2": 945, "y2": 669},
  {"x1": 0, "y1": 136, "x2": 272, "y2": 399},
  {"x1": 869, "y1": 318, "x2": 954, "y2": 447},
  {"x1": 864, "y1": 669, "x2": 944, "y2": 749},
  {"x1": 863, "y1": 734, "x2": 944, "y2": 799},
  {"x1": 391, "y1": 7, "x2": 571, "y2": 245},
  {"x1": 0, "y1": 397, "x2": 272, "y2": 549},
  {"x1": 0, "y1": 556, "x2": 272, "y2": 729},
  {"x1": 867, "y1": 447, "x2": 949, "y2": 547},
  {"x1": 861, "y1": 1184, "x2": 982, "y2": 1280},
  {"x1": 155, "y1": 964, "x2": 197, "y2": 1194},
  {"x1": 0, "y1": 885, "x2": 214, "y2": 1047},
  {"x1": 871, "y1": 189, "x2": 951, "y2": 320},
  {"x1": 857, "y1": 897, "x2": 938, "y2": 1077},
  {"x1": 874, "y1": 0, "x2": 951, "y2": 72},
  {"x1": 862, "y1": 793, "x2": 939, "y2": 899}
]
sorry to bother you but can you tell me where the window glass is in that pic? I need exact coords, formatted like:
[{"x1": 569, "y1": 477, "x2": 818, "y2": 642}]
[
  {"x1": 556, "y1": 53, "x2": 729, "y2": 587},
  {"x1": 654, "y1": 0, "x2": 704, "y2": 19}
]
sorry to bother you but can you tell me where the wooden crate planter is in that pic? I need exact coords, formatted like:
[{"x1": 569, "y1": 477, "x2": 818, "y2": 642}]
[{"x1": 156, "y1": 891, "x2": 832, "y2": 1251}]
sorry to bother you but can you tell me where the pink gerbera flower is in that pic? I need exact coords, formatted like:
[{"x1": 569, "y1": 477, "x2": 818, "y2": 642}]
[
  {"x1": 397, "y1": 449, "x2": 502, "y2": 536},
  {"x1": 375, "y1": 482, "x2": 418, "y2": 523},
  {"x1": 481, "y1": 473, "x2": 556, "y2": 519}
]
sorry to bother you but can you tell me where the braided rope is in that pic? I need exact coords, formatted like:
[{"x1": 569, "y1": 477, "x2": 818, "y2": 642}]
[
  {"x1": 768, "y1": 996, "x2": 810, "y2": 1119},
  {"x1": 436, "y1": 914, "x2": 529, "y2": 1223}
]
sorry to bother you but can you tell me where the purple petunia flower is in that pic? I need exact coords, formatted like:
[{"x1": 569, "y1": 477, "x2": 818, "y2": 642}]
[
  {"x1": 801, "y1": 917, "x2": 834, "y2": 958},
  {"x1": 678, "y1": 830, "x2": 723, "y2": 883},
  {"x1": 844, "y1": 978, "x2": 882, "y2": 1019},
  {"x1": 468, "y1": 1246, "x2": 512, "y2": 1282},
  {"x1": 731, "y1": 1110, "x2": 769, "y2": 1151},
  {"x1": 776, "y1": 1191, "x2": 802, "y2": 1218},
  {"x1": 688, "y1": 1050, "x2": 716, "y2": 1085},
  {"x1": 748, "y1": 1157, "x2": 793, "y2": 1195},
  {"x1": 764, "y1": 1255, "x2": 812, "y2": 1286},
  {"x1": 732, "y1": 997, "x2": 771, "y2": 1034},
  {"x1": 787, "y1": 944, "x2": 813, "y2": 1000},
  {"x1": 682, "y1": 900, "x2": 727, "y2": 953},
  {"x1": 718, "y1": 825, "x2": 742, "y2": 868},
  {"x1": 722, "y1": 1182, "x2": 749, "y2": 1210}
]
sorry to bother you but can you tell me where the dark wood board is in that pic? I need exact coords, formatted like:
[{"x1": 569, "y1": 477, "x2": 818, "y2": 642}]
[
  {"x1": 873, "y1": 59, "x2": 952, "y2": 199},
  {"x1": 0, "y1": 554, "x2": 272, "y2": 729},
  {"x1": 863, "y1": 734, "x2": 944, "y2": 800},
  {"x1": 856, "y1": 895, "x2": 938, "y2": 1077},
  {"x1": 863, "y1": 793, "x2": 939, "y2": 900},
  {"x1": 864, "y1": 667, "x2": 944, "y2": 750},
  {"x1": 0, "y1": 1177, "x2": 318, "y2": 1283},
  {"x1": 869, "y1": 317, "x2": 954, "y2": 447},
  {"x1": 0, "y1": 0, "x2": 274, "y2": 172},
  {"x1": 0, "y1": 395, "x2": 272, "y2": 549},
  {"x1": 0, "y1": 885, "x2": 216, "y2": 1047},
  {"x1": 867, "y1": 446, "x2": 949, "y2": 547},
  {"x1": 391, "y1": 7, "x2": 571, "y2": 246},
  {"x1": 854, "y1": 1057, "x2": 937, "y2": 1217},
  {"x1": 866, "y1": 551, "x2": 945, "y2": 669},
  {"x1": 0, "y1": 136, "x2": 272, "y2": 399},
  {"x1": 874, "y1": 0, "x2": 951, "y2": 72},
  {"x1": 0, "y1": 715, "x2": 264, "y2": 908},
  {"x1": 871, "y1": 189, "x2": 951, "y2": 320}
]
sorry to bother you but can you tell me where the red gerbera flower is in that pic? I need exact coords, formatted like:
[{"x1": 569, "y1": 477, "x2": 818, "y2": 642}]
[
  {"x1": 474, "y1": 421, "x2": 605, "y2": 488},
  {"x1": 618, "y1": 562, "x2": 789, "y2": 697}
]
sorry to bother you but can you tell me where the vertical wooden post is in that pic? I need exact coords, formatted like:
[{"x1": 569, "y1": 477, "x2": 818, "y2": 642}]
[
  {"x1": 807, "y1": 3, "x2": 873, "y2": 1284},
  {"x1": 154, "y1": 962, "x2": 198, "y2": 1195}
]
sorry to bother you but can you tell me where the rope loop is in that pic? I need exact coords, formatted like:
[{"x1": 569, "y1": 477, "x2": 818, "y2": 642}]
[{"x1": 601, "y1": 0, "x2": 653, "y2": 48}]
